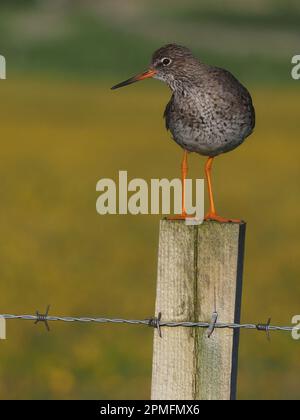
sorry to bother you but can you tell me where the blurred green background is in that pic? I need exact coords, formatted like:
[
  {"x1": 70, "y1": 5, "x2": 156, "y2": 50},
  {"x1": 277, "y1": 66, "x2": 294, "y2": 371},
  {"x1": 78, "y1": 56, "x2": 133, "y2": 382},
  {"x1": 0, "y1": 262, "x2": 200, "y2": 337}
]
[{"x1": 0, "y1": 0, "x2": 300, "y2": 400}]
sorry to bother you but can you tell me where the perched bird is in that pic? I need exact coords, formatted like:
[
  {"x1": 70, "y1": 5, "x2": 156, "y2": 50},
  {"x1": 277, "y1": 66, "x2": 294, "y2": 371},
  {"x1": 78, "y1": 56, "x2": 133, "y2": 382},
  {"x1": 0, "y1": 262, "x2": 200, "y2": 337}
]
[{"x1": 111, "y1": 44, "x2": 255, "y2": 222}]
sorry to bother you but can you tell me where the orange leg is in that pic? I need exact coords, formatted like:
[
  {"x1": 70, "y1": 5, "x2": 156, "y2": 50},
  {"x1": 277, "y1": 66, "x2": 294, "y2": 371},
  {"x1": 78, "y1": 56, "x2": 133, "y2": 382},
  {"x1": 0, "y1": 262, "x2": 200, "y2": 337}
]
[
  {"x1": 204, "y1": 157, "x2": 241, "y2": 223},
  {"x1": 181, "y1": 150, "x2": 188, "y2": 216},
  {"x1": 168, "y1": 150, "x2": 194, "y2": 220}
]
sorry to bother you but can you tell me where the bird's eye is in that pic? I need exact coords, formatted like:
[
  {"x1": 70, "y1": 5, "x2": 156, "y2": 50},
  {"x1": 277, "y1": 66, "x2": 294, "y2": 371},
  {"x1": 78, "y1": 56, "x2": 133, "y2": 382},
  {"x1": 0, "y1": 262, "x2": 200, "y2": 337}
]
[{"x1": 162, "y1": 57, "x2": 171, "y2": 66}]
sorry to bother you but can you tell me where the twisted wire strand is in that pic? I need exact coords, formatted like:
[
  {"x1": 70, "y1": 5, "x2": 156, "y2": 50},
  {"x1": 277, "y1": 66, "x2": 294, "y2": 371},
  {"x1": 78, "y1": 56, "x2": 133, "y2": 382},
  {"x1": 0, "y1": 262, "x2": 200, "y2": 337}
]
[{"x1": 1, "y1": 313, "x2": 299, "y2": 333}]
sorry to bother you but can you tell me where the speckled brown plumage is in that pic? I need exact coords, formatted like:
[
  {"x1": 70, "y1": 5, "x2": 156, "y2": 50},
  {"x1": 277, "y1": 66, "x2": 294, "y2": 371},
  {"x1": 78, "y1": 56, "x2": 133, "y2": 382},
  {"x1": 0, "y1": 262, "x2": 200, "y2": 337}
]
[{"x1": 152, "y1": 44, "x2": 255, "y2": 157}]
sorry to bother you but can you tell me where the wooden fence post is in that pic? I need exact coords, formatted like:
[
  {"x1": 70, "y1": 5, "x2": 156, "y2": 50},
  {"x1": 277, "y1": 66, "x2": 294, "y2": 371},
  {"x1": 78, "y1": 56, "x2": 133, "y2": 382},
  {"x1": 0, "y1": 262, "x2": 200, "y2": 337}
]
[{"x1": 151, "y1": 219, "x2": 246, "y2": 400}]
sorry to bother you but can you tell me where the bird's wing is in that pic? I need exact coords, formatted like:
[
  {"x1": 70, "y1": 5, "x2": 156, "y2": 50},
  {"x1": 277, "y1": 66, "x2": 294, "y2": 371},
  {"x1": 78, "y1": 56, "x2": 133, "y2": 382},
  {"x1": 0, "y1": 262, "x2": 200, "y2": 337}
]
[
  {"x1": 163, "y1": 95, "x2": 174, "y2": 131},
  {"x1": 208, "y1": 66, "x2": 256, "y2": 136}
]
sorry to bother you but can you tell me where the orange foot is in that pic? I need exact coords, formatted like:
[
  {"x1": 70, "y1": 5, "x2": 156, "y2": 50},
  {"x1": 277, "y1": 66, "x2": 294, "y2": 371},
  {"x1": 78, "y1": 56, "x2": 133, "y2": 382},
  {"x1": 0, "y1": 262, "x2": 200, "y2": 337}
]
[
  {"x1": 168, "y1": 213, "x2": 196, "y2": 221},
  {"x1": 204, "y1": 213, "x2": 242, "y2": 224}
]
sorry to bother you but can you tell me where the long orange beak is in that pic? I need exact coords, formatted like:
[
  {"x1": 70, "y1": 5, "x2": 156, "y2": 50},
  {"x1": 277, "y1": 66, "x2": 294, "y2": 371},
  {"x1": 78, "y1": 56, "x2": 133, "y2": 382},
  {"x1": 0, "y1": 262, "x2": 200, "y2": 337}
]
[{"x1": 111, "y1": 69, "x2": 156, "y2": 90}]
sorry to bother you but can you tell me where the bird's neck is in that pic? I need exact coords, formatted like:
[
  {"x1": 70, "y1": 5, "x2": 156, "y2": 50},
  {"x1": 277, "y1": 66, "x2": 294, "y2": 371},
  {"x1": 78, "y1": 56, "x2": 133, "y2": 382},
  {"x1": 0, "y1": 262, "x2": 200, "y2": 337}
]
[
  {"x1": 168, "y1": 78, "x2": 196, "y2": 99},
  {"x1": 168, "y1": 77, "x2": 189, "y2": 95},
  {"x1": 168, "y1": 61, "x2": 209, "y2": 94}
]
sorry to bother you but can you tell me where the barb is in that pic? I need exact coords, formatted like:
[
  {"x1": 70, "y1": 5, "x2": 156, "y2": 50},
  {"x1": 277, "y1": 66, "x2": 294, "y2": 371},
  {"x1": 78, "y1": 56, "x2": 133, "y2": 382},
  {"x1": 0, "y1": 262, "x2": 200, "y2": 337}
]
[
  {"x1": 148, "y1": 312, "x2": 162, "y2": 338},
  {"x1": 35, "y1": 305, "x2": 51, "y2": 332},
  {"x1": 256, "y1": 318, "x2": 272, "y2": 341},
  {"x1": 1, "y1": 311, "x2": 300, "y2": 339},
  {"x1": 207, "y1": 312, "x2": 218, "y2": 338}
]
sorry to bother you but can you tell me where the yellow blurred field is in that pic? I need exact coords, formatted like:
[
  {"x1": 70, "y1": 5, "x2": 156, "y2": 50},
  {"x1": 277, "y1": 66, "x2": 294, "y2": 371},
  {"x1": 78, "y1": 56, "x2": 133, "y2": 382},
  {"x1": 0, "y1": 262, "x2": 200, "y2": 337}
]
[{"x1": 0, "y1": 78, "x2": 299, "y2": 399}]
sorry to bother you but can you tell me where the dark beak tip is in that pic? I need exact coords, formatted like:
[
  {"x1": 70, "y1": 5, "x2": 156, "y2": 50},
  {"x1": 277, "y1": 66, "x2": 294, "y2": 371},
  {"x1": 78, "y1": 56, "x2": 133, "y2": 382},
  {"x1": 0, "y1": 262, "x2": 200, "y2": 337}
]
[
  {"x1": 111, "y1": 82, "x2": 122, "y2": 90},
  {"x1": 110, "y1": 80, "x2": 132, "y2": 90}
]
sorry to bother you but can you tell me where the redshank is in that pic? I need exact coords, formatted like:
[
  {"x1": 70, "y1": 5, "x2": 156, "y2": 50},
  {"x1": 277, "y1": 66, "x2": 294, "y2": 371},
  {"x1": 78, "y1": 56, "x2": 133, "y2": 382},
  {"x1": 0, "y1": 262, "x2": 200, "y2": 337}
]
[{"x1": 111, "y1": 44, "x2": 255, "y2": 222}]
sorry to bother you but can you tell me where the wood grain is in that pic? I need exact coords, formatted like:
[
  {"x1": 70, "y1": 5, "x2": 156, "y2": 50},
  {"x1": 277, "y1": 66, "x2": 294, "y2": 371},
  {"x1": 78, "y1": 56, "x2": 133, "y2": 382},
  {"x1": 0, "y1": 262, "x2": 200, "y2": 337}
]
[{"x1": 151, "y1": 219, "x2": 246, "y2": 400}]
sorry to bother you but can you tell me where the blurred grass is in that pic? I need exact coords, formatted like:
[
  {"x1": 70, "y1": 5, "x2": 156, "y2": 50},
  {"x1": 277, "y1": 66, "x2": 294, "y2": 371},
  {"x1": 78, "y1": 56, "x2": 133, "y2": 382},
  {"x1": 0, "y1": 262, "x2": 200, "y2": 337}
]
[
  {"x1": 0, "y1": 0, "x2": 299, "y2": 401},
  {"x1": 0, "y1": 78, "x2": 299, "y2": 399},
  {"x1": 0, "y1": 0, "x2": 299, "y2": 84},
  {"x1": 171, "y1": 0, "x2": 300, "y2": 30}
]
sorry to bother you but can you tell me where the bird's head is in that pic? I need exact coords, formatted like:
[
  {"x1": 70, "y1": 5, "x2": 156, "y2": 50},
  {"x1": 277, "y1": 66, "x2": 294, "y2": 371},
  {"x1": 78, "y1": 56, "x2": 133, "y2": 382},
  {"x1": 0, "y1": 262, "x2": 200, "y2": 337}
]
[{"x1": 111, "y1": 44, "x2": 197, "y2": 91}]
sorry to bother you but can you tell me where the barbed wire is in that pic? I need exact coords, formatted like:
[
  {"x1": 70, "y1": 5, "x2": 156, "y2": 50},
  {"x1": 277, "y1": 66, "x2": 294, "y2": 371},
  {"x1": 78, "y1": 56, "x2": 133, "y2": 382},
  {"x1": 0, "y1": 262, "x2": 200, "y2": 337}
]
[{"x1": 1, "y1": 306, "x2": 299, "y2": 340}]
